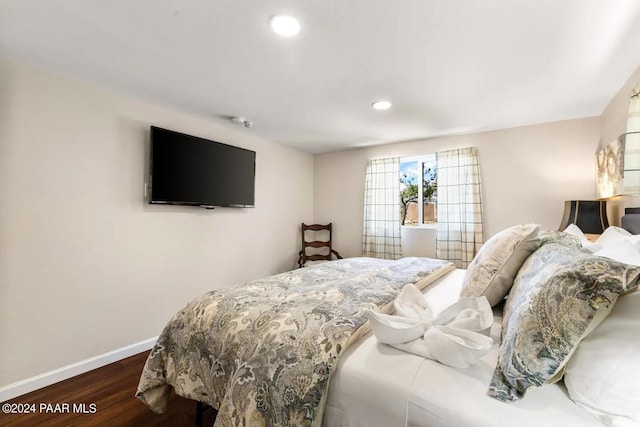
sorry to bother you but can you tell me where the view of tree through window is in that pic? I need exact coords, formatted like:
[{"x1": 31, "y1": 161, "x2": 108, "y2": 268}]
[{"x1": 400, "y1": 155, "x2": 437, "y2": 226}]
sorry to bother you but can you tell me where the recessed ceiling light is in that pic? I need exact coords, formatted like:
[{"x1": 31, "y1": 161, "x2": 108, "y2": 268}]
[
  {"x1": 269, "y1": 14, "x2": 300, "y2": 37},
  {"x1": 372, "y1": 100, "x2": 392, "y2": 111}
]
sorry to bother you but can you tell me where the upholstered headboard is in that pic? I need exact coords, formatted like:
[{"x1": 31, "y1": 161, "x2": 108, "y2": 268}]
[{"x1": 620, "y1": 207, "x2": 640, "y2": 234}]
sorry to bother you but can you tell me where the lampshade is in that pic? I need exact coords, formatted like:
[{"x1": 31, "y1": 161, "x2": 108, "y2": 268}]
[{"x1": 558, "y1": 200, "x2": 609, "y2": 234}]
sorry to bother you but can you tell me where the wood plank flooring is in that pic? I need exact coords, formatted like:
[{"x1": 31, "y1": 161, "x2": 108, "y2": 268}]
[{"x1": 0, "y1": 351, "x2": 216, "y2": 427}]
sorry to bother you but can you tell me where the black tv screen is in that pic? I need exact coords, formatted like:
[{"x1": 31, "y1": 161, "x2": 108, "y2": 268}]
[{"x1": 149, "y1": 126, "x2": 255, "y2": 208}]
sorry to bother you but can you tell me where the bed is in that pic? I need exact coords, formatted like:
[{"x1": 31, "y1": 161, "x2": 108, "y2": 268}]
[
  {"x1": 137, "y1": 226, "x2": 640, "y2": 427},
  {"x1": 136, "y1": 256, "x2": 455, "y2": 426},
  {"x1": 323, "y1": 269, "x2": 602, "y2": 427}
]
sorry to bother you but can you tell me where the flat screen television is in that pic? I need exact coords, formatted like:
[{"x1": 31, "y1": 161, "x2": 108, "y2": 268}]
[{"x1": 149, "y1": 126, "x2": 256, "y2": 208}]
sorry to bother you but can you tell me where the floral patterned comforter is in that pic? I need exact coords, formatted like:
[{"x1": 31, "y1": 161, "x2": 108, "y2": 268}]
[{"x1": 136, "y1": 257, "x2": 454, "y2": 427}]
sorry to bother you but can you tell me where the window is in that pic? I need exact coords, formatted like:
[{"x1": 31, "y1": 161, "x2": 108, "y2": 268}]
[{"x1": 400, "y1": 154, "x2": 437, "y2": 226}]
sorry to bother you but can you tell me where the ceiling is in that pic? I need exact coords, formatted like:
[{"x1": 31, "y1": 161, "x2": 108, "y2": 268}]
[{"x1": 2, "y1": 1, "x2": 640, "y2": 154}]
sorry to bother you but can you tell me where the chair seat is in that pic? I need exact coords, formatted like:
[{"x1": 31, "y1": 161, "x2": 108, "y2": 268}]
[{"x1": 300, "y1": 260, "x2": 329, "y2": 267}]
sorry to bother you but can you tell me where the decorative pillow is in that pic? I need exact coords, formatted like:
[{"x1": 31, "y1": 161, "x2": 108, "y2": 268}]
[
  {"x1": 564, "y1": 242, "x2": 640, "y2": 426},
  {"x1": 488, "y1": 242, "x2": 640, "y2": 402},
  {"x1": 460, "y1": 224, "x2": 541, "y2": 306},
  {"x1": 538, "y1": 229, "x2": 583, "y2": 250}
]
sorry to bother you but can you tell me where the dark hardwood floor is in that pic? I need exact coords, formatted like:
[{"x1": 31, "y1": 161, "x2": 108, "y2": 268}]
[{"x1": 0, "y1": 351, "x2": 216, "y2": 427}]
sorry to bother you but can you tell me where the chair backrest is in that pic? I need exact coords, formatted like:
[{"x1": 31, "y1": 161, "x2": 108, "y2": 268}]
[{"x1": 298, "y1": 223, "x2": 342, "y2": 267}]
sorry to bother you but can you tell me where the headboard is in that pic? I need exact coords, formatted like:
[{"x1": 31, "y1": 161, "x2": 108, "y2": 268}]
[{"x1": 620, "y1": 207, "x2": 640, "y2": 234}]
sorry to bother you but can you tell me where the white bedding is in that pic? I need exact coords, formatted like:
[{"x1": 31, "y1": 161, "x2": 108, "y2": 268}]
[{"x1": 323, "y1": 269, "x2": 602, "y2": 427}]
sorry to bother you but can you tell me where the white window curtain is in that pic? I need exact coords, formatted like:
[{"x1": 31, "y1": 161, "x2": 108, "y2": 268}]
[
  {"x1": 624, "y1": 85, "x2": 640, "y2": 194},
  {"x1": 362, "y1": 158, "x2": 402, "y2": 259},
  {"x1": 435, "y1": 147, "x2": 484, "y2": 268},
  {"x1": 628, "y1": 84, "x2": 640, "y2": 132}
]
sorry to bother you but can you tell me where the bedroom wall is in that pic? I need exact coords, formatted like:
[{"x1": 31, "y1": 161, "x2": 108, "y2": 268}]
[
  {"x1": 0, "y1": 58, "x2": 314, "y2": 388},
  {"x1": 314, "y1": 117, "x2": 600, "y2": 258}
]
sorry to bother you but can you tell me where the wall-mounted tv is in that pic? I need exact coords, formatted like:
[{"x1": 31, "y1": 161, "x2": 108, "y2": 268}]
[{"x1": 149, "y1": 126, "x2": 256, "y2": 208}]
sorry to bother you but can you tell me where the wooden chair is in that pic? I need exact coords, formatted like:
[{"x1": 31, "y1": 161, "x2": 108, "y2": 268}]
[{"x1": 297, "y1": 223, "x2": 343, "y2": 268}]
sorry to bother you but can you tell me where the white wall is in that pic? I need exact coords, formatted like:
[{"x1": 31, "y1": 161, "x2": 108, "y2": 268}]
[
  {"x1": 314, "y1": 117, "x2": 600, "y2": 258},
  {"x1": 0, "y1": 58, "x2": 314, "y2": 388}
]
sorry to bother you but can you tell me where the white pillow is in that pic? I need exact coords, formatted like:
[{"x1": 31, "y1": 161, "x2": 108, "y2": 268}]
[
  {"x1": 593, "y1": 240, "x2": 640, "y2": 266},
  {"x1": 595, "y1": 226, "x2": 633, "y2": 249},
  {"x1": 564, "y1": 241, "x2": 640, "y2": 427},
  {"x1": 564, "y1": 290, "x2": 640, "y2": 427},
  {"x1": 563, "y1": 223, "x2": 588, "y2": 240},
  {"x1": 563, "y1": 225, "x2": 640, "y2": 254},
  {"x1": 460, "y1": 224, "x2": 541, "y2": 306},
  {"x1": 562, "y1": 224, "x2": 602, "y2": 253}
]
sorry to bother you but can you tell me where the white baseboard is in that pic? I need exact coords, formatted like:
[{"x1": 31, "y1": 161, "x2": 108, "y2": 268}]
[{"x1": 0, "y1": 337, "x2": 157, "y2": 403}]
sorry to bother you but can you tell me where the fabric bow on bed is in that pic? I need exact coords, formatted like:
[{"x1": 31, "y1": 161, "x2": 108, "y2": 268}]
[{"x1": 367, "y1": 284, "x2": 493, "y2": 368}]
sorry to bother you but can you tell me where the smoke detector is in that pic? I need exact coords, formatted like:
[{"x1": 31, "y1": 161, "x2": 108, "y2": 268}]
[{"x1": 230, "y1": 116, "x2": 254, "y2": 128}]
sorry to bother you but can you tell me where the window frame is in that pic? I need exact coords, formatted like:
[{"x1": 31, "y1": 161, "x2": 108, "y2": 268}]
[{"x1": 400, "y1": 154, "x2": 437, "y2": 228}]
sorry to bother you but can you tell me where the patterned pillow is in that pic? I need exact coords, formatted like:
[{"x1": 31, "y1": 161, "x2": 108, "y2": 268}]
[
  {"x1": 488, "y1": 242, "x2": 640, "y2": 402},
  {"x1": 460, "y1": 224, "x2": 541, "y2": 306},
  {"x1": 538, "y1": 229, "x2": 583, "y2": 249}
]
